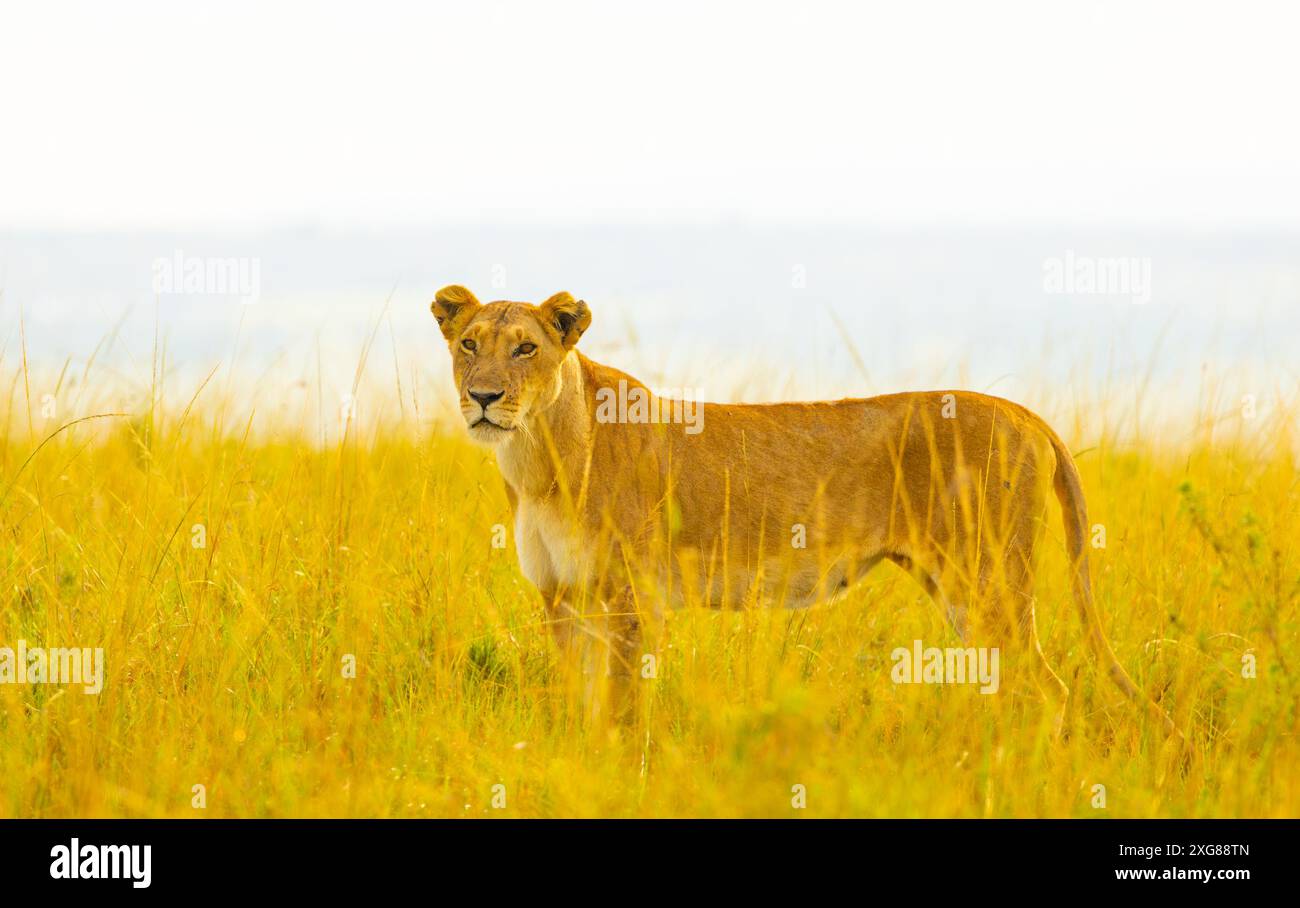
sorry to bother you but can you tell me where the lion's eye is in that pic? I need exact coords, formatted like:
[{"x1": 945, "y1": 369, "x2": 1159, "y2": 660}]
[
  {"x1": 513, "y1": 343, "x2": 537, "y2": 358},
  {"x1": 460, "y1": 338, "x2": 477, "y2": 353}
]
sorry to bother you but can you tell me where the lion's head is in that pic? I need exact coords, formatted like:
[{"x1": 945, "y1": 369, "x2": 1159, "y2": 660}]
[{"x1": 431, "y1": 285, "x2": 591, "y2": 444}]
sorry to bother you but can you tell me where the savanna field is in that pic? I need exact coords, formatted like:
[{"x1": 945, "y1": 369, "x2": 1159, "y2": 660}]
[{"x1": 1, "y1": 336, "x2": 1297, "y2": 819}]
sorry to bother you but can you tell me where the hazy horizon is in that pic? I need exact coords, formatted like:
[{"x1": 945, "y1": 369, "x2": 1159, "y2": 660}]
[{"x1": 3, "y1": 223, "x2": 1295, "y2": 444}]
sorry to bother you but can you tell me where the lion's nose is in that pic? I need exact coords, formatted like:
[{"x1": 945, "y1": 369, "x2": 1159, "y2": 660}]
[{"x1": 469, "y1": 389, "x2": 505, "y2": 409}]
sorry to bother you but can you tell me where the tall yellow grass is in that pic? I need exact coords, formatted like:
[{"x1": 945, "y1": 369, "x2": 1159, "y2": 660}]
[{"x1": 1, "y1": 322, "x2": 1296, "y2": 818}]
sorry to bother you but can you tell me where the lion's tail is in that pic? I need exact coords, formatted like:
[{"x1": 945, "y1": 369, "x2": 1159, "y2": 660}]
[{"x1": 1049, "y1": 431, "x2": 1181, "y2": 740}]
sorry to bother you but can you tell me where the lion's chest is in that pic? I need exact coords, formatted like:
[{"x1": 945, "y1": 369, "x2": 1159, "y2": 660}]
[{"x1": 513, "y1": 496, "x2": 585, "y2": 591}]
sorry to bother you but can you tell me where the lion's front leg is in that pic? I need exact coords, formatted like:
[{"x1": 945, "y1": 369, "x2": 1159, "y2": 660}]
[
  {"x1": 541, "y1": 586, "x2": 641, "y2": 724},
  {"x1": 604, "y1": 585, "x2": 644, "y2": 723},
  {"x1": 540, "y1": 587, "x2": 583, "y2": 656}
]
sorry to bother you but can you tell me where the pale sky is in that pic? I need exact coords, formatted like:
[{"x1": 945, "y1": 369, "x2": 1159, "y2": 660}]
[{"x1": 2, "y1": 0, "x2": 1298, "y2": 229}]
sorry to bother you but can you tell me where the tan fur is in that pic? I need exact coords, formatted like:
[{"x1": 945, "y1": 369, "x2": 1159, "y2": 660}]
[{"x1": 431, "y1": 285, "x2": 1180, "y2": 737}]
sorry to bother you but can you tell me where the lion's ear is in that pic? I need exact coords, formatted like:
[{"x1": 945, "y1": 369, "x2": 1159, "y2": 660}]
[
  {"x1": 538, "y1": 291, "x2": 591, "y2": 350},
  {"x1": 431, "y1": 285, "x2": 481, "y2": 340}
]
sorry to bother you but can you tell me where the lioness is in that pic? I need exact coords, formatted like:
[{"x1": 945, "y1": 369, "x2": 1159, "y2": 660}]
[{"x1": 431, "y1": 285, "x2": 1178, "y2": 737}]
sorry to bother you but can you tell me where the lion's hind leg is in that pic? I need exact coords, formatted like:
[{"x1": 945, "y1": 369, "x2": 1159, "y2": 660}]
[
  {"x1": 973, "y1": 548, "x2": 1070, "y2": 738},
  {"x1": 913, "y1": 542, "x2": 1070, "y2": 738},
  {"x1": 885, "y1": 552, "x2": 969, "y2": 642}
]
